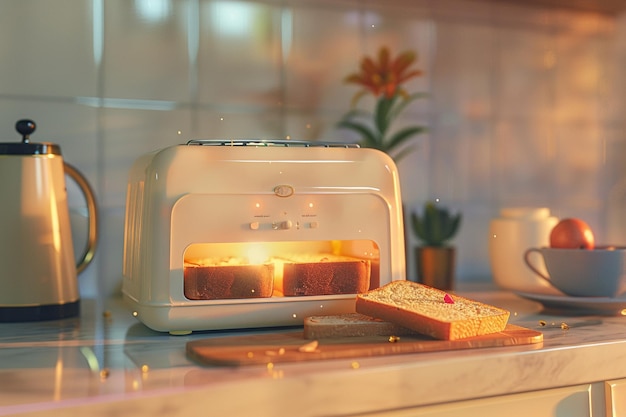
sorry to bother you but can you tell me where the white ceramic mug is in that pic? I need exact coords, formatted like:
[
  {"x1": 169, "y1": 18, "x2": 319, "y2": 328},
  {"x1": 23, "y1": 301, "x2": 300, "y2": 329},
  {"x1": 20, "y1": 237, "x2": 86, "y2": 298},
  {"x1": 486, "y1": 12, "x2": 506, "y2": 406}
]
[
  {"x1": 489, "y1": 207, "x2": 559, "y2": 294},
  {"x1": 524, "y1": 247, "x2": 626, "y2": 298}
]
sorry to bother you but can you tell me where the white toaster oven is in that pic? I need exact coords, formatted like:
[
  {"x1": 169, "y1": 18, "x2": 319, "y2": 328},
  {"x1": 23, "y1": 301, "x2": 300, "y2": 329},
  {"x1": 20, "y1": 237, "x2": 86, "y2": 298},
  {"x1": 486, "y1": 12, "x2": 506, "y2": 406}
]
[{"x1": 122, "y1": 140, "x2": 406, "y2": 333}]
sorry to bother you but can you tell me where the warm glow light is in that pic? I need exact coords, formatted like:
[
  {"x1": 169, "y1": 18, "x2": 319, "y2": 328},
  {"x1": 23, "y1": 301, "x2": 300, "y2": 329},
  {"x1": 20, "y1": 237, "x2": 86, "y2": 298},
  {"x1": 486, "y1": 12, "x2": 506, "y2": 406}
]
[
  {"x1": 247, "y1": 244, "x2": 268, "y2": 264},
  {"x1": 271, "y1": 370, "x2": 285, "y2": 379},
  {"x1": 54, "y1": 352, "x2": 64, "y2": 401}
]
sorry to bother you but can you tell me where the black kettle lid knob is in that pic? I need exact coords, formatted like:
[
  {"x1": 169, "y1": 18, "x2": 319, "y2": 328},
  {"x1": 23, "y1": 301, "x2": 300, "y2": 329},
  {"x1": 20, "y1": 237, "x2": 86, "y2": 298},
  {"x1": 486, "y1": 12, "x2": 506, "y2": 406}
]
[{"x1": 15, "y1": 119, "x2": 36, "y2": 143}]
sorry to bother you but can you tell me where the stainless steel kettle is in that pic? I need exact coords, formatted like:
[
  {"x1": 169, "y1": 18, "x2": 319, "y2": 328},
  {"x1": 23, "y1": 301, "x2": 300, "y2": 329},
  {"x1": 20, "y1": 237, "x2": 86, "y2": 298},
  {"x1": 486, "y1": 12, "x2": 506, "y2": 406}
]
[{"x1": 0, "y1": 119, "x2": 98, "y2": 321}]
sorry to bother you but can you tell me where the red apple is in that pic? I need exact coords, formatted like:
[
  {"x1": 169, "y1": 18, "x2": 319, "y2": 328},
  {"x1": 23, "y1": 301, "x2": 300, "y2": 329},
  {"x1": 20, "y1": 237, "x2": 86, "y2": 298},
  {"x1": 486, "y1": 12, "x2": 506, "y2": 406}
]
[{"x1": 549, "y1": 218, "x2": 595, "y2": 249}]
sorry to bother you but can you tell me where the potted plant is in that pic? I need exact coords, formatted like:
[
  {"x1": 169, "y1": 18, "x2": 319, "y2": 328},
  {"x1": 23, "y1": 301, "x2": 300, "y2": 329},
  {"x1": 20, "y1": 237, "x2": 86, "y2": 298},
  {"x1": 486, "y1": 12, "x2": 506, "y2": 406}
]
[
  {"x1": 338, "y1": 46, "x2": 427, "y2": 162},
  {"x1": 411, "y1": 201, "x2": 462, "y2": 290}
]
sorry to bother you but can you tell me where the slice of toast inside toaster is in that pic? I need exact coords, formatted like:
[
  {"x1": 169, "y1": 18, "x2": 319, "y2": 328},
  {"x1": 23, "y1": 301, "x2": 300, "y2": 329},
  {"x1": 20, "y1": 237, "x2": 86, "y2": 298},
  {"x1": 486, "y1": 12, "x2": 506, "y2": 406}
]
[{"x1": 183, "y1": 241, "x2": 376, "y2": 300}]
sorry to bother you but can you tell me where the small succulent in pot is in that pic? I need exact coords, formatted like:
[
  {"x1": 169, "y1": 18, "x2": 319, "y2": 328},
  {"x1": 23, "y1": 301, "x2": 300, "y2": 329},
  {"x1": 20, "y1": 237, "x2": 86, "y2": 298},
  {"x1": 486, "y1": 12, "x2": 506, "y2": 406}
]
[
  {"x1": 411, "y1": 201, "x2": 462, "y2": 290},
  {"x1": 411, "y1": 201, "x2": 462, "y2": 247}
]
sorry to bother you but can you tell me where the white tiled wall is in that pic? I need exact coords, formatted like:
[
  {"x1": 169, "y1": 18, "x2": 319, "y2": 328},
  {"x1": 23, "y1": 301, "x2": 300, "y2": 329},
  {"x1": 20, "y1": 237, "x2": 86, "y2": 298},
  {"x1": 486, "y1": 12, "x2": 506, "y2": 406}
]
[{"x1": 1, "y1": 0, "x2": 624, "y2": 296}]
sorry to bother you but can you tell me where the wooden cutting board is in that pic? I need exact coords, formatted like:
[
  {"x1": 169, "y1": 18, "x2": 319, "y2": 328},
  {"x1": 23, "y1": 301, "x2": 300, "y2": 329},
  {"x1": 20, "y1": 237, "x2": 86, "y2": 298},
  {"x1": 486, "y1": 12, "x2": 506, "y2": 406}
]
[{"x1": 186, "y1": 324, "x2": 543, "y2": 367}]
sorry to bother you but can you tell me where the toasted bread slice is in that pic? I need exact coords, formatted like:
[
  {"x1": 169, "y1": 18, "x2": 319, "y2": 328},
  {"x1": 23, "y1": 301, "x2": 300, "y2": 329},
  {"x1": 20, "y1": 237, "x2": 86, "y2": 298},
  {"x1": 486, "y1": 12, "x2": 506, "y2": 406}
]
[
  {"x1": 356, "y1": 281, "x2": 510, "y2": 340},
  {"x1": 303, "y1": 313, "x2": 420, "y2": 339}
]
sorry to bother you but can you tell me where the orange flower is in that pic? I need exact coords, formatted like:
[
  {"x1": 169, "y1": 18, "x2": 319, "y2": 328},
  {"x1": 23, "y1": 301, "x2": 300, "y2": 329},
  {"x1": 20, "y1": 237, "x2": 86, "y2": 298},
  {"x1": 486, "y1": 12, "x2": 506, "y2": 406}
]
[
  {"x1": 345, "y1": 47, "x2": 423, "y2": 100},
  {"x1": 338, "y1": 45, "x2": 427, "y2": 162}
]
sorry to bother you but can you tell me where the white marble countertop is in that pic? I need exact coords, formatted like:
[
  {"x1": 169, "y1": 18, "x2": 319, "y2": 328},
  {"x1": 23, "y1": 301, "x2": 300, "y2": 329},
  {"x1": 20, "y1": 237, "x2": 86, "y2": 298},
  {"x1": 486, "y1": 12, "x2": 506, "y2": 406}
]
[{"x1": 2, "y1": 285, "x2": 626, "y2": 417}]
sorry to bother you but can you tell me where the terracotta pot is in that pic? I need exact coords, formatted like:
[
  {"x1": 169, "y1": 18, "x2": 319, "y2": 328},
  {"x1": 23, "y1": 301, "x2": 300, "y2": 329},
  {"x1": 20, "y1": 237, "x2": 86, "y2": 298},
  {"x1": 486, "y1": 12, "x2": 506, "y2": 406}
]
[{"x1": 415, "y1": 246, "x2": 456, "y2": 290}]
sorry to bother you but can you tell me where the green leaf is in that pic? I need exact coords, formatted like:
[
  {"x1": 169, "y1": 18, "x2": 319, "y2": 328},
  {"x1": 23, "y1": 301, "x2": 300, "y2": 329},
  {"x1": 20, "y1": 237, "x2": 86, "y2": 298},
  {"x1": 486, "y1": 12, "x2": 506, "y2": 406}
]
[
  {"x1": 341, "y1": 91, "x2": 428, "y2": 161},
  {"x1": 337, "y1": 120, "x2": 381, "y2": 148},
  {"x1": 374, "y1": 96, "x2": 397, "y2": 136},
  {"x1": 388, "y1": 92, "x2": 428, "y2": 121},
  {"x1": 449, "y1": 214, "x2": 462, "y2": 238},
  {"x1": 410, "y1": 212, "x2": 426, "y2": 241},
  {"x1": 386, "y1": 126, "x2": 427, "y2": 151},
  {"x1": 341, "y1": 108, "x2": 372, "y2": 120},
  {"x1": 411, "y1": 201, "x2": 462, "y2": 246},
  {"x1": 392, "y1": 144, "x2": 417, "y2": 162}
]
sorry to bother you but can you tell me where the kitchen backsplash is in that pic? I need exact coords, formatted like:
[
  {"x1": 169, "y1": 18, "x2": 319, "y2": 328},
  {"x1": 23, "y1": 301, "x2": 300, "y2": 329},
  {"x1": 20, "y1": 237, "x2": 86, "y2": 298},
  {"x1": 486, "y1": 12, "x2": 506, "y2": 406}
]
[{"x1": 1, "y1": 0, "x2": 624, "y2": 296}]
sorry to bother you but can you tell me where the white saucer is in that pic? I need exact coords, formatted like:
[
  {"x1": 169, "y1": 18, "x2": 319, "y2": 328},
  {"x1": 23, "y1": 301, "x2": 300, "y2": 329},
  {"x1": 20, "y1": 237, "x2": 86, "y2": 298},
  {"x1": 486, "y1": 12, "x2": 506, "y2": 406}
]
[{"x1": 514, "y1": 291, "x2": 626, "y2": 315}]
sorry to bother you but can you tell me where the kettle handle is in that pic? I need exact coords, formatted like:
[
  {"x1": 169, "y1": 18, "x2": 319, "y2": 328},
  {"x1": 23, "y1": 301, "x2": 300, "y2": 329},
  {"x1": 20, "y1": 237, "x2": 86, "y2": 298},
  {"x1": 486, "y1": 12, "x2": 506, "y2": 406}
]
[{"x1": 64, "y1": 162, "x2": 98, "y2": 274}]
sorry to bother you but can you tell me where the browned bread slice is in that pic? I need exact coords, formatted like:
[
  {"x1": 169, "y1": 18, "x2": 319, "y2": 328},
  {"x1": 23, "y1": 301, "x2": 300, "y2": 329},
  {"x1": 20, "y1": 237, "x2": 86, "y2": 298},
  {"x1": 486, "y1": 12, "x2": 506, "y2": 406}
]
[
  {"x1": 303, "y1": 313, "x2": 420, "y2": 339},
  {"x1": 277, "y1": 255, "x2": 370, "y2": 296},
  {"x1": 355, "y1": 281, "x2": 510, "y2": 340},
  {"x1": 184, "y1": 259, "x2": 274, "y2": 300}
]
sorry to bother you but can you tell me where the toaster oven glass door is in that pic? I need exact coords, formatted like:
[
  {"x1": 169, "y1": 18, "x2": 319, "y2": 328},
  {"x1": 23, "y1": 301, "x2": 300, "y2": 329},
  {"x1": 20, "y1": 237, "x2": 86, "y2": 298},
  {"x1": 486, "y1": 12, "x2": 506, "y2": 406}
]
[{"x1": 183, "y1": 240, "x2": 379, "y2": 300}]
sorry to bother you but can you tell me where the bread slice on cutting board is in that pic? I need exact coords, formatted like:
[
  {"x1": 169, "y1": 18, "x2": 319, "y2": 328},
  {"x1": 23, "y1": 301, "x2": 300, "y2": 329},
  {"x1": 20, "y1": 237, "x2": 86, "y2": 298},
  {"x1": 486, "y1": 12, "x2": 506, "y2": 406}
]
[
  {"x1": 303, "y1": 313, "x2": 420, "y2": 339},
  {"x1": 356, "y1": 281, "x2": 510, "y2": 341}
]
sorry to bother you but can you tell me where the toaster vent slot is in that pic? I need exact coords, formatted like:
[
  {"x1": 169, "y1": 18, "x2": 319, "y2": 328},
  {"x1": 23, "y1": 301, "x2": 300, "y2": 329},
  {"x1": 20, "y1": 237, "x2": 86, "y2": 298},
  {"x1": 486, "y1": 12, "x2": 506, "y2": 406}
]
[{"x1": 186, "y1": 139, "x2": 359, "y2": 148}]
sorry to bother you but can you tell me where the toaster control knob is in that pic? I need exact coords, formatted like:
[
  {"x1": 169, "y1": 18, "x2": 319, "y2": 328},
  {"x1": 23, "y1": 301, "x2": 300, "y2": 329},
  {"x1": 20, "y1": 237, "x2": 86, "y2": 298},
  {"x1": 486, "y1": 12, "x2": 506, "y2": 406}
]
[
  {"x1": 249, "y1": 222, "x2": 260, "y2": 230},
  {"x1": 273, "y1": 220, "x2": 293, "y2": 230}
]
